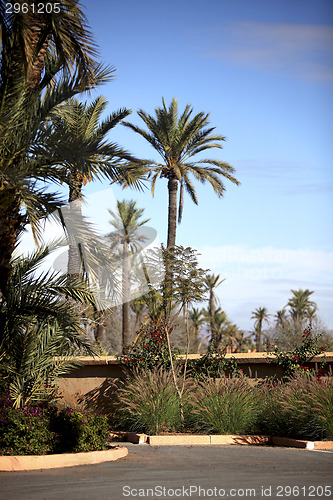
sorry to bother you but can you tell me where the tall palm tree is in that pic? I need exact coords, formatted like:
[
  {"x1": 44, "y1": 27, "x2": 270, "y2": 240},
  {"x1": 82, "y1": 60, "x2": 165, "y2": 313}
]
[
  {"x1": 286, "y1": 289, "x2": 316, "y2": 324},
  {"x1": 106, "y1": 200, "x2": 150, "y2": 349},
  {"x1": 204, "y1": 273, "x2": 225, "y2": 342},
  {"x1": 0, "y1": 0, "x2": 112, "y2": 294},
  {"x1": 123, "y1": 97, "x2": 240, "y2": 248},
  {"x1": 251, "y1": 307, "x2": 270, "y2": 352}
]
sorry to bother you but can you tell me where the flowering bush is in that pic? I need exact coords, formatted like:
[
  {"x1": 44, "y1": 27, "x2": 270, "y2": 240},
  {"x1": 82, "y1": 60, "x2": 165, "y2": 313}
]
[
  {"x1": 118, "y1": 321, "x2": 181, "y2": 372},
  {"x1": 0, "y1": 393, "x2": 56, "y2": 455},
  {"x1": 0, "y1": 391, "x2": 110, "y2": 455},
  {"x1": 269, "y1": 325, "x2": 327, "y2": 379}
]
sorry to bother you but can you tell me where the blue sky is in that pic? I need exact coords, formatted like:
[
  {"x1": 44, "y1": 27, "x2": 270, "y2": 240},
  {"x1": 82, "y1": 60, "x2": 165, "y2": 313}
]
[{"x1": 23, "y1": 0, "x2": 333, "y2": 331}]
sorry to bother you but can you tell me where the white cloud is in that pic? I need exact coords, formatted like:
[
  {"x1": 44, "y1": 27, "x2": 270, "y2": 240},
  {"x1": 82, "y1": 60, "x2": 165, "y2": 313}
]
[{"x1": 208, "y1": 22, "x2": 333, "y2": 83}]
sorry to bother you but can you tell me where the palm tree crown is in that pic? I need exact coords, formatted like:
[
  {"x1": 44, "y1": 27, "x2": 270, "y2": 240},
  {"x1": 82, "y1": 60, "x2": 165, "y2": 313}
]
[
  {"x1": 286, "y1": 289, "x2": 317, "y2": 323},
  {"x1": 123, "y1": 97, "x2": 240, "y2": 247}
]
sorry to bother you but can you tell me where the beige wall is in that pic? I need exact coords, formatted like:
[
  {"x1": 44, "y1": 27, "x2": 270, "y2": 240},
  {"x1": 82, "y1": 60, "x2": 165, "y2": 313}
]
[{"x1": 56, "y1": 353, "x2": 333, "y2": 410}]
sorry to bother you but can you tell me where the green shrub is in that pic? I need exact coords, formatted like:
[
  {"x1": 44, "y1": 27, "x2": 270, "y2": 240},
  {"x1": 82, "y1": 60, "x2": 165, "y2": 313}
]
[
  {"x1": 187, "y1": 342, "x2": 241, "y2": 381},
  {"x1": 0, "y1": 391, "x2": 110, "y2": 455},
  {"x1": 51, "y1": 408, "x2": 110, "y2": 453},
  {"x1": 190, "y1": 375, "x2": 262, "y2": 435},
  {"x1": 115, "y1": 367, "x2": 188, "y2": 434},
  {"x1": 0, "y1": 394, "x2": 55, "y2": 455},
  {"x1": 258, "y1": 373, "x2": 333, "y2": 440},
  {"x1": 269, "y1": 326, "x2": 327, "y2": 379}
]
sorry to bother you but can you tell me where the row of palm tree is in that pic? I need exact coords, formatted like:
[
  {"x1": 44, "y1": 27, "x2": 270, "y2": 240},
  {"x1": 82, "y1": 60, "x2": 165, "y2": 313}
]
[{"x1": 251, "y1": 289, "x2": 319, "y2": 351}]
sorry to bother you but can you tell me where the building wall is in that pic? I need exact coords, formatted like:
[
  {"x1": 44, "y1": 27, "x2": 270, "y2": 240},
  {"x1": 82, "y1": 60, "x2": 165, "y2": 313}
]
[{"x1": 56, "y1": 353, "x2": 333, "y2": 410}]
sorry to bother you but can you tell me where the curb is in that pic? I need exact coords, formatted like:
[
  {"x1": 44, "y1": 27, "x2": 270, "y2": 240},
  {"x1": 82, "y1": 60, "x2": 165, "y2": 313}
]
[
  {"x1": 123, "y1": 433, "x2": 333, "y2": 450},
  {"x1": 0, "y1": 446, "x2": 128, "y2": 472},
  {"x1": 124, "y1": 433, "x2": 270, "y2": 446},
  {"x1": 271, "y1": 437, "x2": 333, "y2": 451}
]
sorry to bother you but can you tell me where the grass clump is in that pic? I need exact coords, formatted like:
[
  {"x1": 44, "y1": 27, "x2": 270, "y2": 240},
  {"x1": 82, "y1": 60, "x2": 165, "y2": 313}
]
[
  {"x1": 115, "y1": 367, "x2": 189, "y2": 435},
  {"x1": 189, "y1": 374, "x2": 261, "y2": 435},
  {"x1": 258, "y1": 372, "x2": 333, "y2": 440}
]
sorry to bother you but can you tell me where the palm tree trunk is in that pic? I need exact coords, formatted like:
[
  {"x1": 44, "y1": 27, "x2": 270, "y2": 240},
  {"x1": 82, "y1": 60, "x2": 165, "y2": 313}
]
[
  {"x1": 163, "y1": 178, "x2": 178, "y2": 319},
  {"x1": 209, "y1": 292, "x2": 216, "y2": 343},
  {"x1": 67, "y1": 176, "x2": 83, "y2": 277},
  {"x1": 0, "y1": 191, "x2": 24, "y2": 295},
  {"x1": 26, "y1": 19, "x2": 52, "y2": 90},
  {"x1": 256, "y1": 319, "x2": 262, "y2": 352},
  {"x1": 167, "y1": 178, "x2": 178, "y2": 248},
  {"x1": 122, "y1": 239, "x2": 130, "y2": 350}
]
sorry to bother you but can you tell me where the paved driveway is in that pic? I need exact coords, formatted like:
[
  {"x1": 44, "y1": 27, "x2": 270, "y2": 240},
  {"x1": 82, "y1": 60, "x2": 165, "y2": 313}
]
[{"x1": 0, "y1": 444, "x2": 332, "y2": 499}]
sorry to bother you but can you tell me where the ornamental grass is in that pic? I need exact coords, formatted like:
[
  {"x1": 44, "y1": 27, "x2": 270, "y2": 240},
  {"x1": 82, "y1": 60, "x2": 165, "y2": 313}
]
[
  {"x1": 258, "y1": 372, "x2": 333, "y2": 440},
  {"x1": 115, "y1": 367, "x2": 193, "y2": 435},
  {"x1": 189, "y1": 374, "x2": 262, "y2": 435}
]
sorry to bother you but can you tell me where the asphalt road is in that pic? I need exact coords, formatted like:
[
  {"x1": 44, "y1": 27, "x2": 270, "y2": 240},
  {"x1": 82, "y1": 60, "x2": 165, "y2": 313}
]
[{"x1": 0, "y1": 444, "x2": 332, "y2": 500}]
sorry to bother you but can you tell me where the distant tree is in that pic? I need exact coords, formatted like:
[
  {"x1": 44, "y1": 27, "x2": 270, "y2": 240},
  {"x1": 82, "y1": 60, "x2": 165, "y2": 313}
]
[
  {"x1": 106, "y1": 200, "x2": 150, "y2": 349},
  {"x1": 251, "y1": 307, "x2": 270, "y2": 352},
  {"x1": 286, "y1": 289, "x2": 317, "y2": 324},
  {"x1": 204, "y1": 274, "x2": 225, "y2": 343},
  {"x1": 188, "y1": 307, "x2": 205, "y2": 353}
]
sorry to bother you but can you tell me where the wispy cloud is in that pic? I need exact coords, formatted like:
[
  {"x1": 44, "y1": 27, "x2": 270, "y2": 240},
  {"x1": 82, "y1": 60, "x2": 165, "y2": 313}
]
[
  {"x1": 207, "y1": 22, "x2": 333, "y2": 83},
  {"x1": 196, "y1": 244, "x2": 333, "y2": 329}
]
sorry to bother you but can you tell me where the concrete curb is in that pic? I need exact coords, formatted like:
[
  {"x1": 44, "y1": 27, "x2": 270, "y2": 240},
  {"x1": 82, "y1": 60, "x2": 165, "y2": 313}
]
[
  {"x1": 0, "y1": 446, "x2": 128, "y2": 472},
  {"x1": 124, "y1": 433, "x2": 270, "y2": 446},
  {"x1": 271, "y1": 437, "x2": 333, "y2": 451},
  {"x1": 123, "y1": 433, "x2": 333, "y2": 450}
]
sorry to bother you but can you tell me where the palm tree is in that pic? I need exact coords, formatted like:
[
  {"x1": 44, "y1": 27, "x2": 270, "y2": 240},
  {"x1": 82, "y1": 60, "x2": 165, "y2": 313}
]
[
  {"x1": 0, "y1": 241, "x2": 96, "y2": 407},
  {"x1": 49, "y1": 96, "x2": 144, "y2": 277},
  {"x1": 123, "y1": 97, "x2": 240, "y2": 248},
  {"x1": 188, "y1": 307, "x2": 205, "y2": 353},
  {"x1": 0, "y1": 0, "x2": 112, "y2": 294},
  {"x1": 208, "y1": 307, "x2": 230, "y2": 347},
  {"x1": 251, "y1": 307, "x2": 270, "y2": 352},
  {"x1": 286, "y1": 289, "x2": 317, "y2": 324},
  {"x1": 106, "y1": 200, "x2": 150, "y2": 349},
  {"x1": 275, "y1": 308, "x2": 288, "y2": 328},
  {"x1": 204, "y1": 273, "x2": 225, "y2": 342},
  {"x1": 0, "y1": 0, "x2": 104, "y2": 94}
]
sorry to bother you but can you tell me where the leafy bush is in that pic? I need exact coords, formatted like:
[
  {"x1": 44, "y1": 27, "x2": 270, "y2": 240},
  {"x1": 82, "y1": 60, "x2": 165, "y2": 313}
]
[
  {"x1": 187, "y1": 342, "x2": 241, "y2": 381},
  {"x1": 115, "y1": 367, "x2": 189, "y2": 434},
  {"x1": 189, "y1": 374, "x2": 262, "y2": 435},
  {"x1": 51, "y1": 408, "x2": 110, "y2": 453},
  {"x1": 119, "y1": 321, "x2": 181, "y2": 372},
  {"x1": 0, "y1": 391, "x2": 110, "y2": 455},
  {"x1": 0, "y1": 393, "x2": 56, "y2": 456},
  {"x1": 269, "y1": 326, "x2": 327, "y2": 379},
  {"x1": 258, "y1": 373, "x2": 333, "y2": 440}
]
